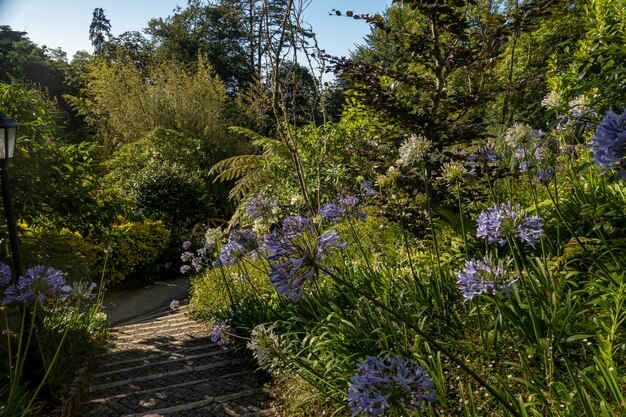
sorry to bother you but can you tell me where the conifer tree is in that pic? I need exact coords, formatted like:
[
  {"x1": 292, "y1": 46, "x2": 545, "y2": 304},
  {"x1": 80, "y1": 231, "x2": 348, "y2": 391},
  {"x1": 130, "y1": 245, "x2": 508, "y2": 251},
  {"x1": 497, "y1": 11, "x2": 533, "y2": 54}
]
[{"x1": 89, "y1": 7, "x2": 112, "y2": 56}]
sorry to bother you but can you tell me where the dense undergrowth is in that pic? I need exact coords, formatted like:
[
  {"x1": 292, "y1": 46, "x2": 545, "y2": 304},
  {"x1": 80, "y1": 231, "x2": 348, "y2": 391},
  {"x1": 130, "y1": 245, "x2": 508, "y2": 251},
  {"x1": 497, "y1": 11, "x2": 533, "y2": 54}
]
[
  {"x1": 2, "y1": 0, "x2": 626, "y2": 415},
  {"x1": 188, "y1": 122, "x2": 626, "y2": 416}
]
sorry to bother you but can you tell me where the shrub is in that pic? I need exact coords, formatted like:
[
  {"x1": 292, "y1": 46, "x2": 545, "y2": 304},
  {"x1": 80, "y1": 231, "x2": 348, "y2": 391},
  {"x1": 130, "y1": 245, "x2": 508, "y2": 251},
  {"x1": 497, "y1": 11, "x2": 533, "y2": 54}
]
[
  {"x1": 105, "y1": 219, "x2": 171, "y2": 286},
  {"x1": 130, "y1": 165, "x2": 217, "y2": 231},
  {"x1": 17, "y1": 219, "x2": 170, "y2": 286},
  {"x1": 19, "y1": 225, "x2": 101, "y2": 281}
]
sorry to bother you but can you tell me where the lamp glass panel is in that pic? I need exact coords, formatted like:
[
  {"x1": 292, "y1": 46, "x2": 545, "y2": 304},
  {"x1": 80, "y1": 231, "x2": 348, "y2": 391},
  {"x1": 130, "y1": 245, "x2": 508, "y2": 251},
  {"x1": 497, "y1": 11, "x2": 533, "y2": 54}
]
[
  {"x1": 0, "y1": 128, "x2": 5, "y2": 159},
  {"x1": 7, "y1": 126, "x2": 15, "y2": 158}
]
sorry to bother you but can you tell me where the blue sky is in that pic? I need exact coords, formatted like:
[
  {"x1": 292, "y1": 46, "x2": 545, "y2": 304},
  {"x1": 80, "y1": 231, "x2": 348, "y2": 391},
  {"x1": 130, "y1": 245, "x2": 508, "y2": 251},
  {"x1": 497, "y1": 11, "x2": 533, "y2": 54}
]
[{"x1": 0, "y1": 0, "x2": 391, "y2": 60}]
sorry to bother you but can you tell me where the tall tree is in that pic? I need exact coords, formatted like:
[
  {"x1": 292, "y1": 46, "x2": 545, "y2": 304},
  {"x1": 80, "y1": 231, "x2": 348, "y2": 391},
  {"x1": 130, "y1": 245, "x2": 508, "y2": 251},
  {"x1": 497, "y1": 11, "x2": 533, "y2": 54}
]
[
  {"x1": 89, "y1": 7, "x2": 112, "y2": 56},
  {"x1": 146, "y1": 0, "x2": 254, "y2": 93}
]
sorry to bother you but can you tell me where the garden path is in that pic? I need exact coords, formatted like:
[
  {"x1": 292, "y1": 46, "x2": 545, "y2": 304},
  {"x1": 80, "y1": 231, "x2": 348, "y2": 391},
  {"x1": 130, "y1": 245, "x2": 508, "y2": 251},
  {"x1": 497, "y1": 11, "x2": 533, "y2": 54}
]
[{"x1": 82, "y1": 305, "x2": 275, "y2": 417}]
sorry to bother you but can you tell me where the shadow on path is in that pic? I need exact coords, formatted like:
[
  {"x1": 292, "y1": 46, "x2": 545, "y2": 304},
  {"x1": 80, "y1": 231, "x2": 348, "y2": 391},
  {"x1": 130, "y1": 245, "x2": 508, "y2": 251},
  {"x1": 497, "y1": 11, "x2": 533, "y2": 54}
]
[{"x1": 83, "y1": 307, "x2": 274, "y2": 417}]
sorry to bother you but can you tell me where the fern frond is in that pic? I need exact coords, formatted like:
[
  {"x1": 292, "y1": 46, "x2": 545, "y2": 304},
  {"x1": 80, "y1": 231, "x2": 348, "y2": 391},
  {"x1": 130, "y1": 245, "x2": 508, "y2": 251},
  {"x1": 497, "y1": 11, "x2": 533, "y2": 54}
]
[
  {"x1": 210, "y1": 154, "x2": 265, "y2": 177},
  {"x1": 228, "y1": 126, "x2": 271, "y2": 143},
  {"x1": 228, "y1": 170, "x2": 272, "y2": 201}
]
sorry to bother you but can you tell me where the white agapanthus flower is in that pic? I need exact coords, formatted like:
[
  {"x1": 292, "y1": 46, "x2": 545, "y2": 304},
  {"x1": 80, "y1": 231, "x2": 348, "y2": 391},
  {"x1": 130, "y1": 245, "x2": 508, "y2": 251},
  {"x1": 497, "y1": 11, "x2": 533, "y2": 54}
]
[
  {"x1": 247, "y1": 324, "x2": 285, "y2": 372},
  {"x1": 541, "y1": 91, "x2": 563, "y2": 110},
  {"x1": 397, "y1": 135, "x2": 432, "y2": 167}
]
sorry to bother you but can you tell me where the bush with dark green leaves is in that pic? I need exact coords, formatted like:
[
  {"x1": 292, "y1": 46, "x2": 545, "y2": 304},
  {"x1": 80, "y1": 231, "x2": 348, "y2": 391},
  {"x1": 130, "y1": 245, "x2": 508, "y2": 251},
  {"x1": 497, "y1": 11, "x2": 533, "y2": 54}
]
[{"x1": 130, "y1": 166, "x2": 216, "y2": 231}]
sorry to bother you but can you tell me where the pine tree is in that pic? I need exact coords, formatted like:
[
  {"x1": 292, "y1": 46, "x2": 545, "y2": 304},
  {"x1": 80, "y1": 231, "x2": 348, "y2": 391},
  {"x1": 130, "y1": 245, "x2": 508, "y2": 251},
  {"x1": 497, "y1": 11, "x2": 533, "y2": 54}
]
[{"x1": 89, "y1": 7, "x2": 111, "y2": 56}]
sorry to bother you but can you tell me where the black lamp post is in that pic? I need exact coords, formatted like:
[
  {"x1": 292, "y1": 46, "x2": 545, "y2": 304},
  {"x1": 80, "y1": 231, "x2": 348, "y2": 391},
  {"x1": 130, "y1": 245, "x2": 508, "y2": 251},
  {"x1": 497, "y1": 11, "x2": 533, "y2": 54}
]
[{"x1": 0, "y1": 111, "x2": 22, "y2": 280}]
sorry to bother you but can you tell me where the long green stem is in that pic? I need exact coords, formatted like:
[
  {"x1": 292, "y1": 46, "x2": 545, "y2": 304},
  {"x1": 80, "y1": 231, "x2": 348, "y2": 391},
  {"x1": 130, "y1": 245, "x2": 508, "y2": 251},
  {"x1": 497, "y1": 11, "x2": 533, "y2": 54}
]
[
  {"x1": 4, "y1": 308, "x2": 18, "y2": 404},
  {"x1": 511, "y1": 240, "x2": 541, "y2": 343},
  {"x1": 217, "y1": 265, "x2": 237, "y2": 313},
  {"x1": 457, "y1": 182, "x2": 469, "y2": 259},
  {"x1": 319, "y1": 265, "x2": 523, "y2": 417},
  {"x1": 8, "y1": 303, "x2": 37, "y2": 408},
  {"x1": 21, "y1": 323, "x2": 71, "y2": 417}
]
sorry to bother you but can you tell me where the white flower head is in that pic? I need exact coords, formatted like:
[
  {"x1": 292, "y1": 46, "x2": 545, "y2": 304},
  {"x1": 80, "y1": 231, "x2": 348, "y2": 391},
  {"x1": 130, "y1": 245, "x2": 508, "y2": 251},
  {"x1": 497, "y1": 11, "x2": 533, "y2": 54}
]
[
  {"x1": 504, "y1": 123, "x2": 539, "y2": 148},
  {"x1": 568, "y1": 95, "x2": 591, "y2": 114},
  {"x1": 247, "y1": 324, "x2": 285, "y2": 372},
  {"x1": 290, "y1": 194, "x2": 305, "y2": 206},
  {"x1": 541, "y1": 91, "x2": 563, "y2": 110},
  {"x1": 397, "y1": 135, "x2": 432, "y2": 167},
  {"x1": 204, "y1": 228, "x2": 223, "y2": 251}
]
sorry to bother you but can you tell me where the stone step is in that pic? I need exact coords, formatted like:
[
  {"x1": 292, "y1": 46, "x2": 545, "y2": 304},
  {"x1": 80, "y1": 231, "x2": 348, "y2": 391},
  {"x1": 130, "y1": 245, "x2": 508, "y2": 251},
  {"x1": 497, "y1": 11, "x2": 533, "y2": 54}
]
[
  {"x1": 90, "y1": 358, "x2": 249, "y2": 397},
  {"x1": 85, "y1": 305, "x2": 273, "y2": 417},
  {"x1": 95, "y1": 342, "x2": 214, "y2": 372},
  {"x1": 97, "y1": 335, "x2": 215, "y2": 362},
  {"x1": 85, "y1": 374, "x2": 268, "y2": 416},
  {"x1": 113, "y1": 312, "x2": 192, "y2": 333},
  {"x1": 121, "y1": 388, "x2": 272, "y2": 417},
  {"x1": 115, "y1": 307, "x2": 188, "y2": 327},
  {"x1": 112, "y1": 321, "x2": 208, "y2": 341},
  {"x1": 111, "y1": 326, "x2": 209, "y2": 343},
  {"x1": 92, "y1": 349, "x2": 235, "y2": 383},
  {"x1": 84, "y1": 370, "x2": 254, "y2": 404}
]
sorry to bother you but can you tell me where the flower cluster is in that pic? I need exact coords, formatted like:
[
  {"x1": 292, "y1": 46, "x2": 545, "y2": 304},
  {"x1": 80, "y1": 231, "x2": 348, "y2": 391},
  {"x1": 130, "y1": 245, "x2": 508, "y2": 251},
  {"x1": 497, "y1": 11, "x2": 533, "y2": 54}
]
[
  {"x1": 210, "y1": 320, "x2": 232, "y2": 346},
  {"x1": 247, "y1": 193, "x2": 278, "y2": 220},
  {"x1": 61, "y1": 280, "x2": 97, "y2": 303},
  {"x1": 265, "y1": 216, "x2": 346, "y2": 301},
  {"x1": 466, "y1": 144, "x2": 500, "y2": 164},
  {"x1": 348, "y1": 355, "x2": 436, "y2": 417},
  {"x1": 320, "y1": 195, "x2": 366, "y2": 222},
  {"x1": 441, "y1": 161, "x2": 468, "y2": 183},
  {"x1": 180, "y1": 227, "x2": 224, "y2": 274},
  {"x1": 456, "y1": 258, "x2": 516, "y2": 302},
  {"x1": 360, "y1": 181, "x2": 376, "y2": 197},
  {"x1": 219, "y1": 227, "x2": 260, "y2": 266},
  {"x1": 535, "y1": 167, "x2": 555, "y2": 184},
  {"x1": 247, "y1": 324, "x2": 285, "y2": 371},
  {"x1": 397, "y1": 135, "x2": 432, "y2": 167},
  {"x1": 476, "y1": 203, "x2": 544, "y2": 247},
  {"x1": 541, "y1": 91, "x2": 563, "y2": 110},
  {"x1": 3, "y1": 266, "x2": 69, "y2": 304},
  {"x1": 0, "y1": 263, "x2": 11, "y2": 287},
  {"x1": 569, "y1": 95, "x2": 595, "y2": 119},
  {"x1": 504, "y1": 123, "x2": 542, "y2": 148},
  {"x1": 589, "y1": 107, "x2": 626, "y2": 178}
]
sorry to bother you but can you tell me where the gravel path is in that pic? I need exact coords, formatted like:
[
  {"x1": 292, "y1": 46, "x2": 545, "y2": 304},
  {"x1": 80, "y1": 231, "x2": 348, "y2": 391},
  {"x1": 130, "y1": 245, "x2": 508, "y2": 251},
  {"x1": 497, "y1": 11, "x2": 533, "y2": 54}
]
[{"x1": 83, "y1": 304, "x2": 275, "y2": 416}]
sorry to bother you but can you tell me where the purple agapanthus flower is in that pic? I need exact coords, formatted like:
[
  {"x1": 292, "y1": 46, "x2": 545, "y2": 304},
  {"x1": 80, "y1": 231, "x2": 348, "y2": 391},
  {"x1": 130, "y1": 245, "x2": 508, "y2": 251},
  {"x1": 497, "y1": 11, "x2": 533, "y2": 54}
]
[
  {"x1": 534, "y1": 146, "x2": 547, "y2": 160},
  {"x1": 519, "y1": 160, "x2": 530, "y2": 173},
  {"x1": 516, "y1": 216, "x2": 544, "y2": 247},
  {"x1": 562, "y1": 144, "x2": 577, "y2": 155},
  {"x1": 535, "y1": 167, "x2": 555, "y2": 184},
  {"x1": 361, "y1": 181, "x2": 376, "y2": 197},
  {"x1": 218, "y1": 227, "x2": 260, "y2": 266},
  {"x1": 589, "y1": 107, "x2": 626, "y2": 178},
  {"x1": 456, "y1": 258, "x2": 516, "y2": 302},
  {"x1": 467, "y1": 144, "x2": 500, "y2": 164},
  {"x1": 476, "y1": 203, "x2": 544, "y2": 247},
  {"x1": 60, "y1": 280, "x2": 97, "y2": 302},
  {"x1": 0, "y1": 263, "x2": 11, "y2": 287},
  {"x1": 210, "y1": 321, "x2": 231, "y2": 346},
  {"x1": 320, "y1": 195, "x2": 366, "y2": 222},
  {"x1": 514, "y1": 148, "x2": 529, "y2": 159},
  {"x1": 248, "y1": 193, "x2": 278, "y2": 220},
  {"x1": 319, "y1": 203, "x2": 344, "y2": 219},
  {"x1": 3, "y1": 266, "x2": 69, "y2": 304},
  {"x1": 348, "y1": 355, "x2": 436, "y2": 417},
  {"x1": 265, "y1": 217, "x2": 346, "y2": 301},
  {"x1": 182, "y1": 240, "x2": 192, "y2": 250}
]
